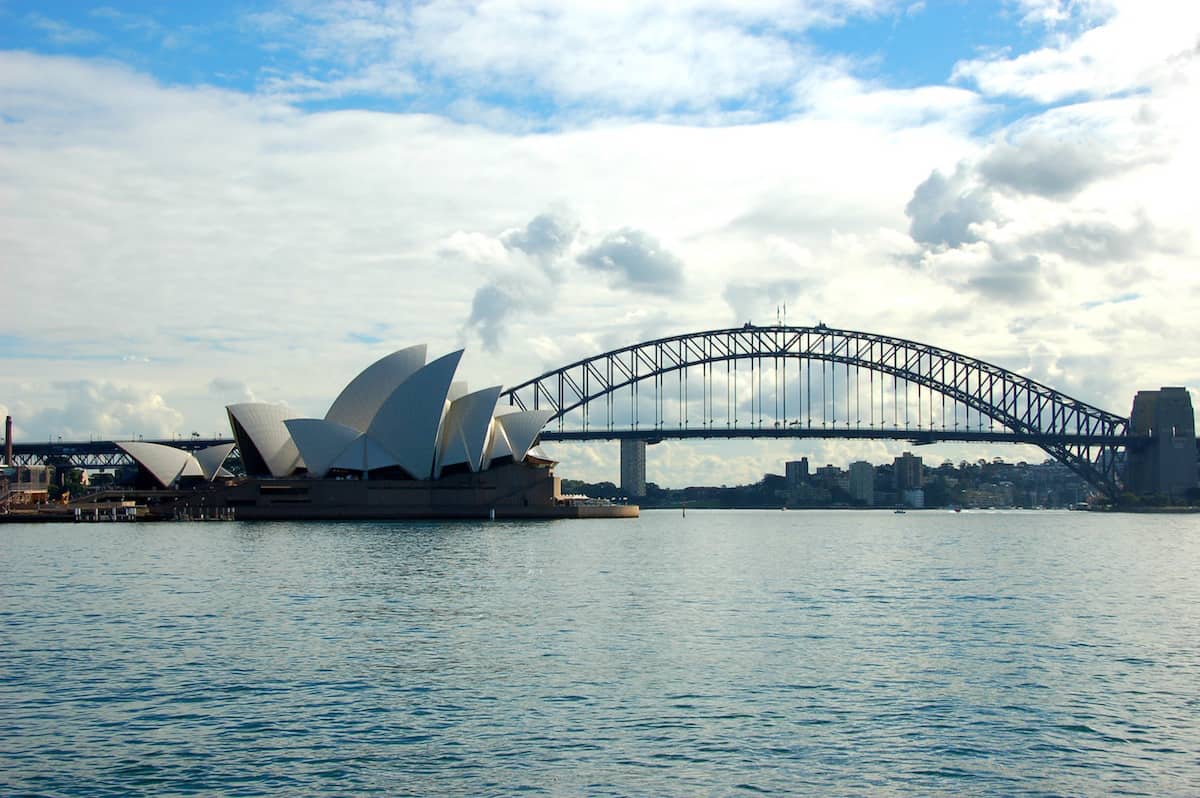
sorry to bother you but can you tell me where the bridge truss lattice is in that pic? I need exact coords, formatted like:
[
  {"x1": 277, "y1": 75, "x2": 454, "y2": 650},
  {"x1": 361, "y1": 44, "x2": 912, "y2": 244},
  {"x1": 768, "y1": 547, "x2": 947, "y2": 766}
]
[{"x1": 501, "y1": 325, "x2": 1134, "y2": 496}]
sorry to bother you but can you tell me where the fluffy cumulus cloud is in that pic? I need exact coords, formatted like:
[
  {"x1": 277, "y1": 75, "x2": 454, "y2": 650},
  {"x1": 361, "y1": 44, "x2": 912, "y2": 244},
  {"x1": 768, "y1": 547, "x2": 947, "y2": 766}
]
[
  {"x1": 465, "y1": 282, "x2": 528, "y2": 353},
  {"x1": 903, "y1": 43, "x2": 1196, "y2": 308},
  {"x1": 1022, "y1": 216, "x2": 1169, "y2": 266},
  {"x1": 2, "y1": 1, "x2": 1199, "y2": 486},
  {"x1": 457, "y1": 213, "x2": 684, "y2": 351},
  {"x1": 905, "y1": 164, "x2": 996, "y2": 249},
  {"x1": 577, "y1": 228, "x2": 685, "y2": 295},
  {"x1": 501, "y1": 211, "x2": 578, "y2": 264},
  {"x1": 28, "y1": 381, "x2": 184, "y2": 440},
  {"x1": 976, "y1": 114, "x2": 1166, "y2": 200}
]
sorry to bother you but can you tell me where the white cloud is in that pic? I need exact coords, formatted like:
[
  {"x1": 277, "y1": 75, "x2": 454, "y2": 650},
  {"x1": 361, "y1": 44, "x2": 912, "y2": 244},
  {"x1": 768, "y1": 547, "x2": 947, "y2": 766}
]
[
  {"x1": 1012, "y1": 0, "x2": 1116, "y2": 29},
  {"x1": 577, "y1": 228, "x2": 685, "y2": 295},
  {"x1": 259, "y1": 62, "x2": 419, "y2": 103},
  {"x1": 502, "y1": 211, "x2": 578, "y2": 265},
  {"x1": 209, "y1": 378, "x2": 258, "y2": 405},
  {"x1": 251, "y1": 0, "x2": 898, "y2": 117},
  {"x1": 25, "y1": 13, "x2": 101, "y2": 45},
  {"x1": 954, "y1": 0, "x2": 1200, "y2": 102},
  {"x1": 29, "y1": 381, "x2": 184, "y2": 441},
  {"x1": 905, "y1": 163, "x2": 996, "y2": 248}
]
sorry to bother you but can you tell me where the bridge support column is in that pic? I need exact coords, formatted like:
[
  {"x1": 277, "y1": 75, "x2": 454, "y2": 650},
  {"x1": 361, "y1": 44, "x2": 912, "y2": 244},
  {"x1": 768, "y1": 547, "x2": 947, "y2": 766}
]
[
  {"x1": 620, "y1": 439, "x2": 647, "y2": 498},
  {"x1": 1125, "y1": 387, "x2": 1198, "y2": 499}
]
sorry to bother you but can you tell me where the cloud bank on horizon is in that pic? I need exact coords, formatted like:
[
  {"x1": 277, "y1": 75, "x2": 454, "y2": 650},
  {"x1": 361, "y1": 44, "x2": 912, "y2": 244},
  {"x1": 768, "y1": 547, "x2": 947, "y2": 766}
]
[{"x1": 1, "y1": 0, "x2": 1197, "y2": 486}]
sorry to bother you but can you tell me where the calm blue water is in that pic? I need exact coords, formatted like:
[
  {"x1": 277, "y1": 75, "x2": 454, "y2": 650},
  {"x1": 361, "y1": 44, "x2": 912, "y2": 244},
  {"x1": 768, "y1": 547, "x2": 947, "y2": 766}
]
[{"x1": 2, "y1": 510, "x2": 1199, "y2": 796}]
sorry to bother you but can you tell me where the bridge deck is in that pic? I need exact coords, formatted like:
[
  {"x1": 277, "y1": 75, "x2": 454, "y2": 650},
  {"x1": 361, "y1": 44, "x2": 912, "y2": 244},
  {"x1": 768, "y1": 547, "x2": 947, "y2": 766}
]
[{"x1": 540, "y1": 428, "x2": 1143, "y2": 447}]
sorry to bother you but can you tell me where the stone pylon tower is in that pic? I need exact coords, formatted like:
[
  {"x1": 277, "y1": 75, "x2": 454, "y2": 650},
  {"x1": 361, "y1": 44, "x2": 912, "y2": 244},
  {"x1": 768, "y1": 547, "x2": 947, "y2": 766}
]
[
  {"x1": 1125, "y1": 387, "x2": 1198, "y2": 498},
  {"x1": 620, "y1": 439, "x2": 647, "y2": 498}
]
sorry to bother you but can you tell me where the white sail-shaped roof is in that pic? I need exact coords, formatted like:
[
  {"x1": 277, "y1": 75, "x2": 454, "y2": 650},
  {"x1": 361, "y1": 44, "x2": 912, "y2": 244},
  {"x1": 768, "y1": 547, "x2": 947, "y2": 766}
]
[
  {"x1": 495, "y1": 410, "x2": 555, "y2": 464},
  {"x1": 483, "y1": 420, "x2": 514, "y2": 469},
  {"x1": 329, "y1": 434, "x2": 400, "y2": 472},
  {"x1": 284, "y1": 419, "x2": 361, "y2": 479},
  {"x1": 367, "y1": 349, "x2": 464, "y2": 480},
  {"x1": 193, "y1": 443, "x2": 236, "y2": 481},
  {"x1": 226, "y1": 403, "x2": 303, "y2": 478},
  {"x1": 116, "y1": 441, "x2": 202, "y2": 488},
  {"x1": 325, "y1": 344, "x2": 427, "y2": 432},
  {"x1": 436, "y1": 385, "x2": 502, "y2": 476}
]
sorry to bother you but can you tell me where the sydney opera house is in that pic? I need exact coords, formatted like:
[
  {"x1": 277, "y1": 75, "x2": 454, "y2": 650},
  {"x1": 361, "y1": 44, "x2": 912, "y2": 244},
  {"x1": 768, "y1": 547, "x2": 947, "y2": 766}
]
[{"x1": 119, "y1": 345, "x2": 636, "y2": 519}]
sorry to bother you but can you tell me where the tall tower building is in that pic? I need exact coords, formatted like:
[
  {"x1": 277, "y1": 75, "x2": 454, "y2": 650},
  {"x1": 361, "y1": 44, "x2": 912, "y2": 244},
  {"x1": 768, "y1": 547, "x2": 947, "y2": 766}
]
[
  {"x1": 620, "y1": 439, "x2": 647, "y2": 498},
  {"x1": 1126, "y1": 387, "x2": 1197, "y2": 498},
  {"x1": 848, "y1": 461, "x2": 875, "y2": 506},
  {"x1": 893, "y1": 451, "x2": 923, "y2": 491}
]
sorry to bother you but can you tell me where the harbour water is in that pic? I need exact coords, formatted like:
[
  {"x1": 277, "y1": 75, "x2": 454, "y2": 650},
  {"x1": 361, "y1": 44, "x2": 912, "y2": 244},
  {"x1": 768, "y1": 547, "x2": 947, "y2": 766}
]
[{"x1": 2, "y1": 510, "x2": 1199, "y2": 796}]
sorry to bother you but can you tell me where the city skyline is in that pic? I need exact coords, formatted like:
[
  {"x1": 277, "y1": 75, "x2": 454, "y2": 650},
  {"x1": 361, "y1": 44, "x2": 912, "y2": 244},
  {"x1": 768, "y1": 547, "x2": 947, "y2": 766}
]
[{"x1": 2, "y1": 0, "x2": 1197, "y2": 486}]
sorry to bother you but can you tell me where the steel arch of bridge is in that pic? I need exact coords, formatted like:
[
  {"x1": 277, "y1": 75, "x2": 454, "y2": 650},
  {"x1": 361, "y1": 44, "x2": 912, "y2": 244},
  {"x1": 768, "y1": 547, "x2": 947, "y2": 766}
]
[{"x1": 500, "y1": 325, "x2": 1135, "y2": 496}]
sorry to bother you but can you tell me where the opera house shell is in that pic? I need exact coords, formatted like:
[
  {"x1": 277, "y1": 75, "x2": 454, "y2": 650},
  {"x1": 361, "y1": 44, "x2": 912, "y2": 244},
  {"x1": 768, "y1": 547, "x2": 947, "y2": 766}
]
[
  {"x1": 115, "y1": 440, "x2": 236, "y2": 489},
  {"x1": 222, "y1": 345, "x2": 554, "y2": 481},
  {"x1": 182, "y1": 345, "x2": 634, "y2": 519}
]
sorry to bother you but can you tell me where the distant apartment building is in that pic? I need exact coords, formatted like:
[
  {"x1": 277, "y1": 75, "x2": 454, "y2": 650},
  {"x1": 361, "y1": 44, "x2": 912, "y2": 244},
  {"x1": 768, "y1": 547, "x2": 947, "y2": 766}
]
[
  {"x1": 785, "y1": 458, "x2": 809, "y2": 486},
  {"x1": 893, "y1": 451, "x2": 923, "y2": 491},
  {"x1": 619, "y1": 439, "x2": 647, "y2": 497},
  {"x1": 848, "y1": 461, "x2": 875, "y2": 506},
  {"x1": 814, "y1": 464, "x2": 843, "y2": 486}
]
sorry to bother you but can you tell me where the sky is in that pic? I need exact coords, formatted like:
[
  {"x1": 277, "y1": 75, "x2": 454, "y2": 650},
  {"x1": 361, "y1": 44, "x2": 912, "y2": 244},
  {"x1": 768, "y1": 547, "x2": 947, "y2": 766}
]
[{"x1": 1, "y1": 0, "x2": 1198, "y2": 487}]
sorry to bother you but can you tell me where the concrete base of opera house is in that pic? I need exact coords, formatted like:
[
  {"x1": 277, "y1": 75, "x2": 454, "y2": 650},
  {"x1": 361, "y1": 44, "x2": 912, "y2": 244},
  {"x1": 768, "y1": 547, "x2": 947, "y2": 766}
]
[{"x1": 183, "y1": 462, "x2": 639, "y2": 520}]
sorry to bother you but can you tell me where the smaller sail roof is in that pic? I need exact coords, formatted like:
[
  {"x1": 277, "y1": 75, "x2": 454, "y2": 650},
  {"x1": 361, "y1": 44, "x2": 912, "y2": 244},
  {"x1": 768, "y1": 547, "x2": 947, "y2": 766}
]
[
  {"x1": 436, "y1": 385, "x2": 502, "y2": 476},
  {"x1": 285, "y1": 419, "x2": 361, "y2": 479},
  {"x1": 193, "y1": 443, "x2": 236, "y2": 481},
  {"x1": 483, "y1": 421, "x2": 514, "y2": 468},
  {"x1": 116, "y1": 441, "x2": 202, "y2": 488},
  {"x1": 495, "y1": 409, "x2": 554, "y2": 464},
  {"x1": 227, "y1": 403, "x2": 303, "y2": 478}
]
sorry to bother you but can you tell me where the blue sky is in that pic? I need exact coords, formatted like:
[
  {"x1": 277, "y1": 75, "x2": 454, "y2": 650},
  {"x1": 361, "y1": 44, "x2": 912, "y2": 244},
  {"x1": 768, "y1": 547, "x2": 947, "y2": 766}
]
[
  {"x1": 1, "y1": 1, "x2": 1060, "y2": 122},
  {"x1": 1, "y1": 0, "x2": 1197, "y2": 485}
]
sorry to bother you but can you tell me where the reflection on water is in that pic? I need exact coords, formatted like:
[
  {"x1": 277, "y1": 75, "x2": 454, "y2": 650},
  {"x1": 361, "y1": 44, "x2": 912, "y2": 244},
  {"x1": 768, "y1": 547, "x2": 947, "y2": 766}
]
[{"x1": 2, "y1": 510, "x2": 1199, "y2": 796}]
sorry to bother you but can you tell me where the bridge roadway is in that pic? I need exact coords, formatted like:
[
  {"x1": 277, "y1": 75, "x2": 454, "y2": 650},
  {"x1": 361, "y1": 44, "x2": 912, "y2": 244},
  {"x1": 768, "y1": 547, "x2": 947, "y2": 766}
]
[
  {"x1": 539, "y1": 428, "x2": 1142, "y2": 447},
  {"x1": 9, "y1": 429, "x2": 1146, "y2": 469},
  {"x1": 10, "y1": 439, "x2": 229, "y2": 469}
]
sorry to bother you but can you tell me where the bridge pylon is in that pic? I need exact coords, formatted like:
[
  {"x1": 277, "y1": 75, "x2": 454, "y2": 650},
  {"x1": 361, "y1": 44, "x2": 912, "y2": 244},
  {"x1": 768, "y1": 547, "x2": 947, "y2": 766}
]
[
  {"x1": 1125, "y1": 387, "x2": 1198, "y2": 499},
  {"x1": 619, "y1": 439, "x2": 647, "y2": 498}
]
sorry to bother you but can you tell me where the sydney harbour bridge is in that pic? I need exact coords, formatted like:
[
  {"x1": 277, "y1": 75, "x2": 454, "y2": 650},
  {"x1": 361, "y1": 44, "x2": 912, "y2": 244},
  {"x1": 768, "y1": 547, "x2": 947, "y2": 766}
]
[{"x1": 11, "y1": 325, "x2": 1193, "y2": 499}]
